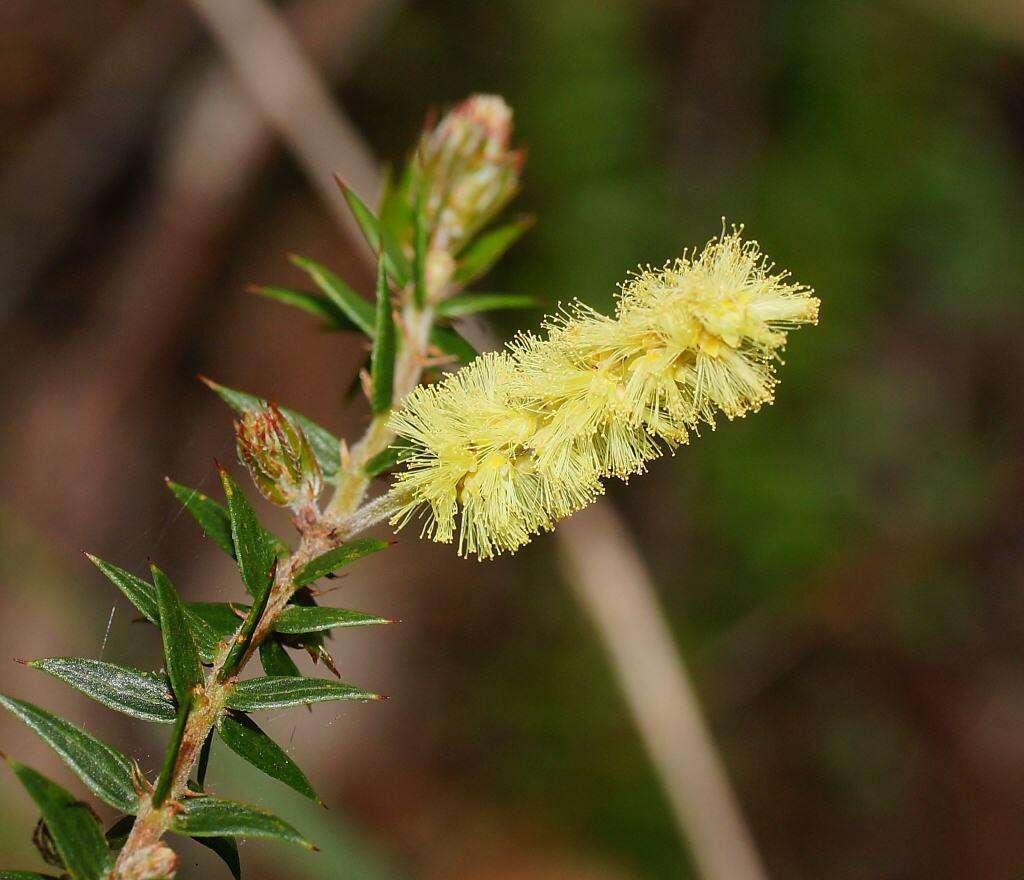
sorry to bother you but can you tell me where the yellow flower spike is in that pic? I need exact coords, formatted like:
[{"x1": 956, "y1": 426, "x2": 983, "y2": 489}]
[{"x1": 389, "y1": 227, "x2": 819, "y2": 559}]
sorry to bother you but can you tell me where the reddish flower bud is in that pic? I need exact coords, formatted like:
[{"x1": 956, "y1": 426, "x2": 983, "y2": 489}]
[{"x1": 235, "y1": 404, "x2": 322, "y2": 510}]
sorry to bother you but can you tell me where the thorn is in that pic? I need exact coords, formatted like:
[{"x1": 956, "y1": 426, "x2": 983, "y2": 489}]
[
  {"x1": 166, "y1": 799, "x2": 187, "y2": 816},
  {"x1": 332, "y1": 173, "x2": 350, "y2": 195},
  {"x1": 316, "y1": 797, "x2": 328, "y2": 810},
  {"x1": 318, "y1": 648, "x2": 341, "y2": 679},
  {"x1": 308, "y1": 582, "x2": 345, "y2": 597},
  {"x1": 245, "y1": 283, "x2": 264, "y2": 294},
  {"x1": 13, "y1": 658, "x2": 28, "y2": 665},
  {"x1": 197, "y1": 373, "x2": 217, "y2": 390},
  {"x1": 374, "y1": 694, "x2": 390, "y2": 702}
]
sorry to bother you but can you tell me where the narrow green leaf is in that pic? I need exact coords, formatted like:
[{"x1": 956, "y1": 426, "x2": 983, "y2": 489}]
[
  {"x1": 249, "y1": 285, "x2": 355, "y2": 331},
  {"x1": 86, "y1": 555, "x2": 157, "y2": 624},
  {"x1": 363, "y1": 441, "x2": 413, "y2": 477},
  {"x1": 336, "y1": 179, "x2": 411, "y2": 287},
  {"x1": 87, "y1": 553, "x2": 221, "y2": 662},
  {"x1": 172, "y1": 796, "x2": 315, "y2": 850},
  {"x1": 430, "y1": 324, "x2": 478, "y2": 364},
  {"x1": 219, "y1": 469, "x2": 276, "y2": 600},
  {"x1": 6, "y1": 759, "x2": 113, "y2": 880},
  {"x1": 370, "y1": 257, "x2": 397, "y2": 414},
  {"x1": 219, "y1": 559, "x2": 275, "y2": 680},
  {"x1": 0, "y1": 696, "x2": 136, "y2": 813},
  {"x1": 288, "y1": 255, "x2": 374, "y2": 336},
  {"x1": 275, "y1": 606, "x2": 392, "y2": 634},
  {"x1": 165, "y1": 480, "x2": 235, "y2": 557},
  {"x1": 152, "y1": 565, "x2": 203, "y2": 703},
  {"x1": 339, "y1": 181, "x2": 382, "y2": 252},
  {"x1": 225, "y1": 677, "x2": 379, "y2": 711},
  {"x1": 187, "y1": 601, "x2": 283, "y2": 667},
  {"x1": 436, "y1": 293, "x2": 546, "y2": 318},
  {"x1": 186, "y1": 603, "x2": 244, "y2": 642},
  {"x1": 259, "y1": 639, "x2": 300, "y2": 678},
  {"x1": 28, "y1": 658, "x2": 176, "y2": 724},
  {"x1": 185, "y1": 608, "x2": 232, "y2": 665},
  {"x1": 193, "y1": 836, "x2": 241, "y2": 880},
  {"x1": 452, "y1": 216, "x2": 534, "y2": 285},
  {"x1": 412, "y1": 184, "x2": 428, "y2": 309},
  {"x1": 216, "y1": 712, "x2": 320, "y2": 803},
  {"x1": 378, "y1": 159, "x2": 416, "y2": 247},
  {"x1": 202, "y1": 378, "x2": 341, "y2": 480},
  {"x1": 294, "y1": 538, "x2": 389, "y2": 587},
  {"x1": 152, "y1": 690, "x2": 191, "y2": 808}
]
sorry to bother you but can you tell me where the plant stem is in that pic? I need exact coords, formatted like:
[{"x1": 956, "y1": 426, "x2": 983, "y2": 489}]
[
  {"x1": 112, "y1": 522, "x2": 332, "y2": 875},
  {"x1": 326, "y1": 302, "x2": 435, "y2": 523},
  {"x1": 112, "y1": 295, "x2": 433, "y2": 874}
]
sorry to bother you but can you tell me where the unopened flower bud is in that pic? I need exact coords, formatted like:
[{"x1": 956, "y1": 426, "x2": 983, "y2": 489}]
[
  {"x1": 235, "y1": 403, "x2": 322, "y2": 509},
  {"x1": 419, "y1": 94, "x2": 523, "y2": 252}
]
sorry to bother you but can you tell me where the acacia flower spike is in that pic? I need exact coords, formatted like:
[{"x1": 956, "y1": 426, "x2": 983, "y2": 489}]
[{"x1": 388, "y1": 226, "x2": 819, "y2": 559}]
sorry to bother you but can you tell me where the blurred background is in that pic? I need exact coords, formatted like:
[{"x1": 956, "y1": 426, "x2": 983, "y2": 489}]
[{"x1": 2, "y1": 0, "x2": 1024, "y2": 877}]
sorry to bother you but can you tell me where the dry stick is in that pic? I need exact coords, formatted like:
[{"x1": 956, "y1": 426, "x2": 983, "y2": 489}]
[
  {"x1": 558, "y1": 506, "x2": 768, "y2": 880},
  {"x1": 184, "y1": 0, "x2": 386, "y2": 258},
  {"x1": 184, "y1": 0, "x2": 768, "y2": 876}
]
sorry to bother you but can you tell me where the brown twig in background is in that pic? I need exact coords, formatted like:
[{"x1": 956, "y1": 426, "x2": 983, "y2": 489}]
[
  {"x1": 184, "y1": 0, "x2": 388, "y2": 256},
  {"x1": 558, "y1": 506, "x2": 768, "y2": 880}
]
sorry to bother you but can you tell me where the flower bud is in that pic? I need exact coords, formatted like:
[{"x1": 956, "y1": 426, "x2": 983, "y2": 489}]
[
  {"x1": 419, "y1": 94, "x2": 523, "y2": 253},
  {"x1": 235, "y1": 403, "x2": 322, "y2": 509}
]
